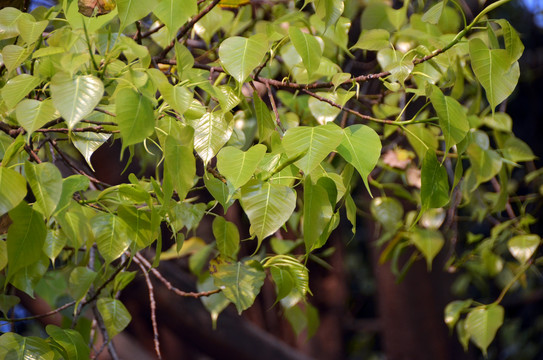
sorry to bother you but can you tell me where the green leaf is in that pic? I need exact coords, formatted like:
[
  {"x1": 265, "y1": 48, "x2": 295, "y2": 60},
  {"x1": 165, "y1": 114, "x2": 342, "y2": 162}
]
[
  {"x1": 465, "y1": 305, "x2": 504, "y2": 356},
  {"x1": 204, "y1": 172, "x2": 235, "y2": 211},
  {"x1": 507, "y1": 234, "x2": 540, "y2": 264},
  {"x1": 189, "y1": 112, "x2": 233, "y2": 165},
  {"x1": 116, "y1": 88, "x2": 155, "y2": 150},
  {"x1": 444, "y1": 299, "x2": 472, "y2": 331},
  {"x1": 197, "y1": 275, "x2": 230, "y2": 329},
  {"x1": 217, "y1": 144, "x2": 267, "y2": 189},
  {"x1": 92, "y1": 213, "x2": 131, "y2": 264},
  {"x1": 168, "y1": 202, "x2": 206, "y2": 233},
  {"x1": 0, "y1": 166, "x2": 27, "y2": 216},
  {"x1": 240, "y1": 181, "x2": 297, "y2": 247},
  {"x1": 50, "y1": 73, "x2": 104, "y2": 130},
  {"x1": 175, "y1": 43, "x2": 194, "y2": 75},
  {"x1": 2, "y1": 45, "x2": 30, "y2": 73},
  {"x1": 303, "y1": 177, "x2": 333, "y2": 252},
  {"x1": 0, "y1": 7, "x2": 23, "y2": 40},
  {"x1": 263, "y1": 255, "x2": 310, "y2": 301},
  {"x1": 253, "y1": 93, "x2": 276, "y2": 142},
  {"x1": 56, "y1": 201, "x2": 94, "y2": 249},
  {"x1": 288, "y1": 26, "x2": 322, "y2": 79},
  {"x1": 25, "y1": 161, "x2": 63, "y2": 219},
  {"x1": 370, "y1": 197, "x2": 403, "y2": 229},
  {"x1": 154, "y1": 0, "x2": 197, "y2": 41},
  {"x1": 495, "y1": 19, "x2": 524, "y2": 64},
  {"x1": 345, "y1": 192, "x2": 357, "y2": 235},
  {"x1": 43, "y1": 229, "x2": 66, "y2": 263},
  {"x1": 282, "y1": 122, "x2": 343, "y2": 174},
  {"x1": 421, "y1": 150, "x2": 449, "y2": 210},
  {"x1": 469, "y1": 38, "x2": 520, "y2": 111},
  {"x1": 315, "y1": 0, "x2": 344, "y2": 29},
  {"x1": 117, "y1": 206, "x2": 154, "y2": 250},
  {"x1": 210, "y1": 257, "x2": 266, "y2": 314},
  {"x1": 219, "y1": 33, "x2": 268, "y2": 83},
  {"x1": 337, "y1": 124, "x2": 381, "y2": 195},
  {"x1": 69, "y1": 267, "x2": 97, "y2": 302},
  {"x1": 0, "y1": 333, "x2": 54, "y2": 360},
  {"x1": 163, "y1": 127, "x2": 196, "y2": 201},
  {"x1": 54, "y1": 175, "x2": 90, "y2": 215},
  {"x1": 72, "y1": 131, "x2": 111, "y2": 171},
  {"x1": 46, "y1": 325, "x2": 90, "y2": 360},
  {"x1": 117, "y1": 0, "x2": 157, "y2": 29},
  {"x1": 159, "y1": 84, "x2": 193, "y2": 115},
  {"x1": 15, "y1": 99, "x2": 58, "y2": 140},
  {"x1": 16, "y1": 14, "x2": 47, "y2": 44},
  {"x1": 409, "y1": 228, "x2": 444, "y2": 270},
  {"x1": 351, "y1": 29, "x2": 390, "y2": 51},
  {"x1": 0, "y1": 294, "x2": 20, "y2": 317},
  {"x1": 0, "y1": 240, "x2": 6, "y2": 271},
  {"x1": 307, "y1": 90, "x2": 353, "y2": 124},
  {"x1": 1, "y1": 74, "x2": 41, "y2": 109},
  {"x1": 213, "y1": 217, "x2": 240, "y2": 259},
  {"x1": 7, "y1": 202, "x2": 46, "y2": 280},
  {"x1": 430, "y1": 85, "x2": 469, "y2": 154},
  {"x1": 11, "y1": 256, "x2": 48, "y2": 296},
  {"x1": 269, "y1": 266, "x2": 294, "y2": 303},
  {"x1": 421, "y1": 1, "x2": 446, "y2": 24},
  {"x1": 97, "y1": 298, "x2": 132, "y2": 338}
]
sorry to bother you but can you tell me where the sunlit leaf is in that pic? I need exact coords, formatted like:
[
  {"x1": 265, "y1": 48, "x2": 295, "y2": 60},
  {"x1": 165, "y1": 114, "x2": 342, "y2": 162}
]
[
  {"x1": 97, "y1": 298, "x2": 132, "y2": 337},
  {"x1": 465, "y1": 305, "x2": 504, "y2": 356},
  {"x1": 72, "y1": 131, "x2": 111, "y2": 171},
  {"x1": 116, "y1": 88, "x2": 155, "y2": 150},
  {"x1": 25, "y1": 161, "x2": 63, "y2": 219},
  {"x1": 46, "y1": 325, "x2": 90, "y2": 360},
  {"x1": 154, "y1": 0, "x2": 197, "y2": 41},
  {"x1": 303, "y1": 177, "x2": 333, "y2": 252},
  {"x1": 1, "y1": 74, "x2": 41, "y2": 108},
  {"x1": 116, "y1": 0, "x2": 156, "y2": 29},
  {"x1": 288, "y1": 26, "x2": 322, "y2": 79},
  {"x1": 189, "y1": 112, "x2": 233, "y2": 165},
  {"x1": 0, "y1": 333, "x2": 54, "y2": 360},
  {"x1": 0, "y1": 166, "x2": 27, "y2": 216},
  {"x1": 217, "y1": 144, "x2": 267, "y2": 189},
  {"x1": 409, "y1": 228, "x2": 444, "y2": 270},
  {"x1": 507, "y1": 234, "x2": 540, "y2": 264},
  {"x1": 92, "y1": 213, "x2": 131, "y2": 263},
  {"x1": 219, "y1": 33, "x2": 268, "y2": 83}
]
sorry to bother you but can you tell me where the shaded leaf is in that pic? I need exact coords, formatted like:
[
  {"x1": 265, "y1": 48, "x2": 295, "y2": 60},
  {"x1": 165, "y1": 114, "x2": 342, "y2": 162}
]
[
  {"x1": 92, "y1": 213, "x2": 131, "y2": 263},
  {"x1": 430, "y1": 85, "x2": 469, "y2": 154},
  {"x1": 303, "y1": 178, "x2": 333, "y2": 252},
  {"x1": 116, "y1": 0, "x2": 156, "y2": 29},
  {"x1": 154, "y1": 0, "x2": 197, "y2": 41},
  {"x1": 409, "y1": 228, "x2": 444, "y2": 270},
  {"x1": 97, "y1": 298, "x2": 131, "y2": 337},
  {"x1": 444, "y1": 299, "x2": 472, "y2": 331},
  {"x1": 116, "y1": 88, "x2": 155, "y2": 150},
  {"x1": 0, "y1": 333, "x2": 54, "y2": 360},
  {"x1": 46, "y1": 325, "x2": 90, "y2": 360},
  {"x1": 25, "y1": 161, "x2": 63, "y2": 219},
  {"x1": 15, "y1": 99, "x2": 58, "y2": 141},
  {"x1": 0, "y1": 166, "x2": 27, "y2": 216},
  {"x1": 72, "y1": 131, "x2": 111, "y2": 171},
  {"x1": 507, "y1": 234, "x2": 540, "y2": 264},
  {"x1": 465, "y1": 305, "x2": 504, "y2": 356},
  {"x1": 213, "y1": 216, "x2": 240, "y2": 259},
  {"x1": 421, "y1": 150, "x2": 449, "y2": 210}
]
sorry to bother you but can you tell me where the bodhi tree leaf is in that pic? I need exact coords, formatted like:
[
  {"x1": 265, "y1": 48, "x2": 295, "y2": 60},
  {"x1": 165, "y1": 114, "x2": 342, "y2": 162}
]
[
  {"x1": 282, "y1": 122, "x2": 343, "y2": 174},
  {"x1": 444, "y1": 299, "x2": 473, "y2": 331},
  {"x1": 46, "y1": 325, "x2": 90, "y2": 360},
  {"x1": 465, "y1": 305, "x2": 504, "y2": 356},
  {"x1": 469, "y1": 38, "x2": 520, "y2": 111},
  {"x1": 240, "y1": 181, "x2": 297, "y2": 248},
  {"x1": 69, "y1": 266, "x2": 97, "y2": 302},
  {"x1": 210, "y1": 257, "x2": 266, "y2": 314},
  {"x1": 212, "y1": 216, "x2": 240, "y2": 259},
  {"x1": 409, "y1": 228, "x2": 444, "y2": 270},
  {"x1": 25, "y1": 161, "x2": 63, "y2": 219},
  {"x1": 0, "y1": 294, "x2": 20, "y2": 317},
  {"x1": 336, "y1": 124, "x2": 381, "y2": 195},
  {"x1": 116, "y1": 88, "x2": 155, "y2": 150},
  {"x1": 495, "y1": 19, "x2": 524, "y2": 64},
  {"x1": 7, "y1": 202, "x2": 46, "y2": 280},
  {"x1": 219, "y1": 33, "x2": 268, "y2": 83},
  {"x1": 0, "y1": 333, "x2": 54, "y2": 360},
  {"x1": 15, "y1": 99, "x2": 58, "y2": 141},
  {"x1": 163, "y1": 127, "x2": 196, "y2": 201},
  {"x1": 421, "y1": 150, "x2": 449, "y2": 210},
  {"x1": 97, "y1": 298, "x2": 132, "y2": 338},
  {"x1": 50, "y1": 73, "x2": 104, "y2": 130},
  {"x1": 2, "y1": 45, "x2": 30, "y2": 73},
  {"x1": 189, "y1": 112, "x2": 233, "y2": 165},
  {"x1": 263, "y1": 255, "x2": 310, "y2": 303},
  {"x1": 154, "y1": 0, "x2": 197, "y2": 41},
  {"x1": 430, "y1": 85, "x2": 469, "y2": 154},
  {"x1": 0, "y1": 7, "x2": 24, "y2": 40},
  {"x1": 303, "y1": 177, "x2": 333, "y2": 253},
  {"x1": 507, "y1": 234, "x2": 540, "y2": 264},
  {"x1": 421, "y1": 0, "x2": 446, "y2": 24},
  {"x1": 288, "y1": 26, "x2": 322, "y2": 79},
  {"x1": 72, "y1": 131, "x2": 111, "y2": 171},
  {"x1": 42, "y1": 229, "x2": 66, "y2": 263},
  {"x1": 0, "y1": 166, "x2": 27, "y2": 216},
  {"x1": 197, "y1": 275, "x2": 230, "y2": 329},
  {"x1": 253, "y1": 93, "x2": 275, "y2": 142},
  {"x1": 92, "y1": 213, "x2": 131, "y2": 264},
  {"x1": 1, "y1": 74, "x2": 41, "y2": 109},
  {"x1": 16, "y1": 14, "x2": 47, "y2": 44},
  {"x1": 116, "y1": 0, "x2": 156, "y2": 30},
  {"x1": 204, "y1": 172, "x2": 235, "y2": 211},
  {"x1": 217, "y1": 144, "x2": 267, "y2": 189},
  {"x1": 351, "y1": 29, "x2": 390, "y2": 51}
]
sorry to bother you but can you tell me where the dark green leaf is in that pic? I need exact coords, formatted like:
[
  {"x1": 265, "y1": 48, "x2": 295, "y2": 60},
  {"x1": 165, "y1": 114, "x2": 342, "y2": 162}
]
[
  {"x1": 97, "y1": 298, "x2": 132, "y2": 338},
  {"x1": 421, "y1": 150, "x2": 449, "y2": 210},
  {"x1": 116, "y1": 88, "x2": 155, "y2": 150},
  {"x1": 213, "y1": 217, "x2": 240, "y2": 259}
]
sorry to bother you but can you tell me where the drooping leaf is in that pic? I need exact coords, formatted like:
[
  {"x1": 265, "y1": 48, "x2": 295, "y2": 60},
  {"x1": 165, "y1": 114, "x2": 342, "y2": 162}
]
[
  {"x1": 219, "y1": 33, "x2": 269, "y2": 83},
  {"x1": 91, "y1": 213, "x2": 131, "y2": 264},
  {"x1": 507, "y1": 234, "x2": 540, "y2": 264},
  {"x1": 159, "y1": 83, "x2": 193, "y2": 115},
  {"x1": 495, "y1": 19, "x2": 524, "y2": 64},
  {"x1": 430, "y1": 85, "x2": 469, "y2": 154},
  {"x1": 210, "y1": 257, "x2": 266, "y2": 314},
  {"x1": 17, "y1": 14, "x2": 47, "y2": 44},
  {"x1": 263, "y1": 255, "x2": 310, "y2": 303},
  {"x1": 10, "y1": 256, "x2": 48, "y2": 296},
  {"x1": 2, "y1": 45, "x2": 30, "y2": 73},
  {"x1": 197, "y1": 275, "x2": 230, "y2": 329},
  {"x1": 154, "y1": 0, "x2": 197, "y2": 41},
  {"x1": 465, "y1": 305, "x2": 504, "y2": 356},
  {"x1": 163, "y1": 127, "x2": 196, "y2": 201},
  {"x1": 7, "y1": 202, "x2": 46, "y2": 280},
  {"x1": 50, "y1": 73, "x2": 104, "y2": 130},
  {"x1": 421, "y1": 1, "x2": 446, "y2": 24},
  {"x1": 204, "y1": 172, "x2": 235, "y2": 211},
  {"x1": 469, "y1": 38, "x2": 520, "y2": 111},
  {"x1": 240, "y1": 181, "x2": 297, "y2": 247},
  {"x1": 97, "y1": 298, "x2": 132, "y2": 338},
  {"x1": 69, "y1": 266, "x2": 97, "y2": 302},
  {"x1": 42, "y1": 229, "x2": 66, "y2": 263},
  {"x1": 46, "y1": 325, "x2": 90, "y2": 360},
  {"x1": 0, "y1": 166, "x2": 27, "y2": 216},
  {"x1": 0, "y1": 7, "x2": 24, "y2": 40},
  {"x1": 253, "y1": 93, "x2": 275, "y2": 142},
  {"x1": 409, "y1": 228, "x2": 444, "y2": 270},
  {"x1": 351, "y1": 29, "x2": 390, "y2": 51},
  {"x1": 303, "y1": 177, "x2": 333, "y2": 253},
  {"x1": 315, "y1": 0, "x2": 344, "y2": 29},
  {"x1": 307, "y1": 90, "x2": 354, "y2": 124},
  {"x1": 288, "y1": 26, "x2": 322, "y2": 79},
  {"x1": 117, "y1": 205, "x2": 154, "y2": 250},
  {"x1": 116, "y1": 88, "x2": 155, "y2": 150},
  {"x1": 282, "y1": 122, "x2": 343, "y2": 174},
  {"x1": 212, "y1": 217, "x2": 240, "y2": 260},
  {"x1": 168, "y1": 202, "x2": 206, "y2": 233},
  {"x1": 116, "y1": 0, "x2": 157, "y2": 29},
  {"x1": 0, "y1": 333, "x2": 54, "y2": 360},
  {"x1": 421, "y1": 150, "x2": 449, "y2": 210},
  {"x1": 1, "y1": 74, "x2": 41, "y2": 108},
  {"x1": 189, "y1": 112, "x2": 234, "y2": 165},
  {"x1": 370, "y1": 197, "x2": 404, "y2": 229},
  {"x1": 0, "y1": 294, "x2": 20, "y2": 317},
  {"x1": 15, "y1": 99, "x2": 58, "y2": 141},
  {"x1": 217, "y1": 144, "x2": 267, "y2": 189},
  {"x1": 54, "y1": 175, "x2": 90, "y2": 215},
  {"x1": 25, "y1": 161, "x2": 63, "y2": 219},
  {"x1": 336, "y1": 124, "x2": 381, "y2": 195},
  {"x1": 72, "y1": 131, "x2": 111, "y2": 171},
  {"x1": 444, "y1": 299, "x2": 472, "y2": 331}
]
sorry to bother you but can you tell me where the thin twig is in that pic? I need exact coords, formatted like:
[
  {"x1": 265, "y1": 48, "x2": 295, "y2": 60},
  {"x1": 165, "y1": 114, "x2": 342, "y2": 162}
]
[
  {"x1": 0, "y1": 301, "x2": 76, "y2": 323},
  {"x1": 24, "y1": 145, "x2": 42, "y2": 163},
  {"x1": 264, "y1": 81, "x2": 285, "y2": 133},
  {"x1": 133, "y1": 256, "x2": 162, "y2": 360},
  {"x1": 36, "y1": 127, "x2": 119, "y2": 134}
]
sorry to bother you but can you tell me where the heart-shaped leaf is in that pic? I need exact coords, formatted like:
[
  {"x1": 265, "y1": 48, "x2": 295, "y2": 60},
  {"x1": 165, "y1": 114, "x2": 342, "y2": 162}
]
[
  {"x1": 1, "y1": 74, "x2": 41, "y2": 108},
  {"x1": 465, "y1": 305, "x2": 504, "y2": 356},
  {"x1": 219, "y1": 33, "x2": 269, "y2": 83},
  {"x1": 430, "y1": 85, "x2": 469, "y2": 154},
  {"x1": 16, "y1": 99, "x2": 58, "y2": 140},
  {"x1": 190, "y1": 112, "x2": 234, "y2": 165},
  {"x1": 507, "y1": 234, "x2": 540, "y2": 264},
  {"x1": 25, "y1": 161, "x2": 62, "y2": 219},
  {"x1": 288, "y1": 27, "x2": 322, "y2": 79},
  {"x1": 116, "y1": 88, "x2": 155, "y2": 150},
  {"x1": 72, "y1": 131, "x2": 111, "y2": 171},
  {"x1": 217, "y1": 144, "x2": 267, "y2": 189}
]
